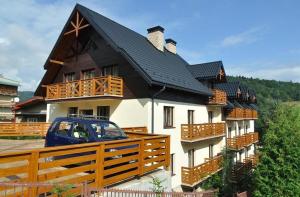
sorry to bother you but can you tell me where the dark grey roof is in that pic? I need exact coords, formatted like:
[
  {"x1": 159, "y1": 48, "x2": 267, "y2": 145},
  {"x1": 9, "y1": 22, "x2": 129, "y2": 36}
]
[
  {"x1": 74, "y1": 4, "x2": 211, "y2": 96},
  {"x1": 187, "y1": 61, "x2": 224, "y2": 80},
  {"x1": 215, "y1": 81, "x2": 240, "y2": 97},
  {"x1": 226, "y1": 101, "x2": 235, "y2": 109},
  {"x1": 249, "y1": 103, "x2": 258, "y2": 110},
  {"x1": 233, "y1": 101, "x2": 244, "y2": 108}
]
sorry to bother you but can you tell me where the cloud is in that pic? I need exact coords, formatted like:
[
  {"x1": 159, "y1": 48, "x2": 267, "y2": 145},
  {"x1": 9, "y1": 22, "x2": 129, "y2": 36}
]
[
  {"x1": 227, "y1": 62, "x2": 300, "y2": 82},
  {"x1": 220, "y1": 27, "x2": 265, "y2": 47},
  {"x1": 0, "y1": 0, "x2": 156, "y2": 91}
]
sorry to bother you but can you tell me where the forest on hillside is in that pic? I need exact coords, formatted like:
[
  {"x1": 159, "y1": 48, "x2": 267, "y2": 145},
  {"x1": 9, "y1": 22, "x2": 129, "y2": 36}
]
[{"x1": 228, "y1": 76, "x2": 300, "y2": 132}]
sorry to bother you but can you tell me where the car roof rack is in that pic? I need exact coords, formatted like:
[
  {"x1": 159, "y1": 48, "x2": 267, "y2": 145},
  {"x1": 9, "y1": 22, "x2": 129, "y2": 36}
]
[{"x1": 67, "y1": 114, "x2": 109, "y2": 120}]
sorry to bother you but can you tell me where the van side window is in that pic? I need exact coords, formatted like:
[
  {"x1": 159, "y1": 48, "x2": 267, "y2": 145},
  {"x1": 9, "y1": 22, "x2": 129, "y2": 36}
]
[
  {"x1": 71, "y1": 122, "x2": 89, "y2": 140},
  {"x1": 57, "y1": 121, "x2": 72, "y2": 136}
]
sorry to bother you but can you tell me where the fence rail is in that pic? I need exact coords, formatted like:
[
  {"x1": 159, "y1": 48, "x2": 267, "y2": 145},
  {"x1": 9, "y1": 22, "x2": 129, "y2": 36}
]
[
  {"x1": 181, "y1": 123, "x2": 225, "y2": 142},
  {"x1": 45, "y1": 75, "x2": 123, "y2": 100},
  {"x1": 0, "y1": 133, "x2": 170, "y2": 196},
  {"x1": 0, "y1": 182, "x2": 218, "y2": 197},
  {"x1": 181, "y1": 155, "x2": 223, "y2": 186}
]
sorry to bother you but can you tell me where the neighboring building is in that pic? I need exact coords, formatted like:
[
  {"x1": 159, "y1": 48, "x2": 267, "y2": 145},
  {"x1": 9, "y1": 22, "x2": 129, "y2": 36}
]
[
  {"x1": 0, "y1": 75, "x2": 19, "y2": 122},
  {"x1": 34, "y1": 4, "x2": 258, "y2": 191},
  {"x1": 14, "y1": 96, "x2": 46, "y2": 122}
]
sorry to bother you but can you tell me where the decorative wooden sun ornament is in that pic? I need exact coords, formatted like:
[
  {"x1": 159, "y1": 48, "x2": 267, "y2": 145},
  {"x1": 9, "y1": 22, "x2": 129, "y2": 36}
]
[
  {"x1": 219, "y1": 69, "x2": 225, "y2": 80},
  {"x1": 64, "y1": 11, "x2": 89, "y2": 37}
]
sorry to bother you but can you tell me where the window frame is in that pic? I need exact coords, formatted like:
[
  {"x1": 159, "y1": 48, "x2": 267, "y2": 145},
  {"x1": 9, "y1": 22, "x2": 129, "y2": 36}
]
[
  {"x1": 64, "y1": 72, "x2": 75, "y2": 82},
  {"x1": 97, "y1": 106, "x2": 110, "y2": 121},
  {"x1": 81, "y1": 68, "x2": 96, "y2": 80},
  {"x1": 171, "y1": 153, "x2": 176, "y2": 176},
  {"x1": 163, "y1": 106, "x2": 174, "y2": 129}
]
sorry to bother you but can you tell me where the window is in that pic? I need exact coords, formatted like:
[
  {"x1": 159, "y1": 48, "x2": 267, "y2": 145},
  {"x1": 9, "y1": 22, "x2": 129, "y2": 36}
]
[
  {"x1": 187, "y1": 110, "x2": 194, "y2": 124},
  {"x1": 79, "y1": 109, "x2": 93, "y2": 118},
  {"x1": 228, "y1": 127, "x2": 232, "y2": 138},
  {"x1": 102, "y1": 65, "x2": 119, "y2": 76},
  {"x1": 188, "y1": 149, "x2": 194, "y2": 167},
  {"x1": 245, "y1": 125, "x2": 248, "y2": 134},
  {"x1": 164, "y1": 106, "x2": 174, "y2": 128},
  {"x1": 64, "y1": 72, "x2": 75, "y2": 82},
  {"x1": 56, "y1": 121, "x2": 72, "y2": 136},
  {"x1": 97, "y1": 106, "x2": 110, "y2": 120},
  {"x1": 209, "y1": 144, "x2": 214, "y2": 159},
  {"x1": 245, "y1": 147, "x2": 249, "y2": 158},
  {"x1": 68, "y1": 107, "x2": 78, "y2": 117},
  {"x1": 82, "y1": 69, "x2": 95, "y2": 79},
  {"x1": 238, "y1": 126, "x2": 242, "y2": 136},
  {"x1": 208, "y1": 111, "x2": 213, "y2": 123},
  {"x1": 71, "y1": 122, "x2": 89, "y2": 140},
  {"x1": 27, "y1": 117, "x2": 38, "y2": 122},
  {"x1": 171, "y1": 153, "x2": 175, "y2": 176}
]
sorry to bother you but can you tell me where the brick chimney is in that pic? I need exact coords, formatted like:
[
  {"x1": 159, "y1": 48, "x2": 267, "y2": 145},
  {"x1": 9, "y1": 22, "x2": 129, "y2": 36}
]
[
  {"x1": 165, "y1": 38, "x2": 177, "y2": 54},
  {"x1": 147, "y1": 26, "x2": 165, "y2": 51}
]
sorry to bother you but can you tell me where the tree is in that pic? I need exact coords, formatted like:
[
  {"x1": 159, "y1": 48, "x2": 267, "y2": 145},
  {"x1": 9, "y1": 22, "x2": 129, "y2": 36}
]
[{"x1": 252, "y1": 104, "x2": 300, "y2": 197}]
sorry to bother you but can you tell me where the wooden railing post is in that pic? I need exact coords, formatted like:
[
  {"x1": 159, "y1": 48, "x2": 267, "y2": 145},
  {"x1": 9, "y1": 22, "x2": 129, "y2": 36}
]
[
  {"x1": 139, "y1": 139, "x2": 145, "y2": 176},
  {"x1": 165, "y1": 136, "x2": 171, "y2": 170},
  {"x1": 28, "y1": 150, "x2": 39, "y2": 196},
  {"x1": 107, "y1": 75, "x2": 112, "y2": 95},
  {"x1": 96, "y1": 144, "x2": 105, "y2": 188}
]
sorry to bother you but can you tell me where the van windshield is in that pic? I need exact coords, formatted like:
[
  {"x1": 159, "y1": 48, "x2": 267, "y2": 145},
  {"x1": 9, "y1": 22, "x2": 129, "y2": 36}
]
[{"x1": 90, "y1": 121, "x2": 127, "y2": 139}]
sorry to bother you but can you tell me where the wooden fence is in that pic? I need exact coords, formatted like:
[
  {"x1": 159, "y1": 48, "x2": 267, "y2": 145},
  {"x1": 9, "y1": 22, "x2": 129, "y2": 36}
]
[
  {"x1": 0, "y1": 122, "x2": 51, "y2": 136},
  {"x1": 0, "y1": 133, "x2": 170, "y2": 196},
  {"x1": 45, "y1": 75, "x2": 123, "y2": 100},
  {"x1": 0, "y1": 123, "x2": 148, "y2": 137},
  {"x1": 181, "y1": 155, "x2": 223, "y2": 186},
  {"x1": 0, "y1": 182, "x2": 218, "y2": 197},
  {"x1": 181, "y1": 123, "x2": 225, "y2": 142}
]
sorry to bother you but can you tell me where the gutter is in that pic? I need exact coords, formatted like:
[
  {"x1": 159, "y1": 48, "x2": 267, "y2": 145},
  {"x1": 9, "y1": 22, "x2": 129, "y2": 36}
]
[{"x1": 151, "y1": 85, "x2": 166, "y2": 134}]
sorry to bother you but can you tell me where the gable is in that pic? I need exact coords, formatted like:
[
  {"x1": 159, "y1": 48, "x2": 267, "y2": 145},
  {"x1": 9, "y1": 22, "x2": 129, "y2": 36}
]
[{"x1": 35, "y1": 4, "x2": 211, "y2": 97}]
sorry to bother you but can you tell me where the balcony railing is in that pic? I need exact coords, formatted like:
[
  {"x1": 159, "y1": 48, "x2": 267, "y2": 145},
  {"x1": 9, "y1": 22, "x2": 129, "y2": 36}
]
[
  {"x1": 182, "y1": 155, "x2": 223, "y2": 187},
  {"x1": 227, "y1": 132, "x2": 259, "y2": 150},
  {"x1": 227, "y1": 108, "x2": 258, "y2": 120},
  {"x1": 45, "y1": 76, "x2": 123, "y2": 100},
  {"x1": 208, "y1": 89, "x2": 227, "y2": 105},
  {"x1": 181, "y1": 123, "x2": 225, "y2": 142},
  {"x1": 244, "y1": 154, "x2": 259, "y2": 168}
]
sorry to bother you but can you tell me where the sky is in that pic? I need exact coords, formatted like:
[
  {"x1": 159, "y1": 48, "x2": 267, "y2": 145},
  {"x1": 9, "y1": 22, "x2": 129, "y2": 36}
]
[{"x1": 0, "y1": 0, "x2": 300, "y2": 91}]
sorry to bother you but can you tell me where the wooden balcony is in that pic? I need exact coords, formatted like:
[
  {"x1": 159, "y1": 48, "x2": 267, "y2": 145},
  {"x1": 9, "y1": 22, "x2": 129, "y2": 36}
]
[
  {"x1": 227, "y1": 132, "x2": 259, "y2": 150},
  {"x1": 182, "y1": 155, "x2": 223, "y2": 187},
  {"x1": 0, "y1": 85, "x2": 17, "y2": 96},
  {"x1": 244, "y1": 154, "x2": 259, "y2": 168},
  {"x1": 181, "y1": 123, "x2": 225, "y2": 142},
  {"x1": 227, "y1": 107, "x2": 244, "y2": 120},
  {"x1": 45, "y1": 76, "x2": 123, "y2": 100},
  {"x1": 0, "y1": 133, "x2": 170, "y2": 195},
  {"x1": 227, "y1": 108, "x2": 258, "y2": 120},
  {"x1": 208, "y1": 89, "x2": 227, "y2": 105}
]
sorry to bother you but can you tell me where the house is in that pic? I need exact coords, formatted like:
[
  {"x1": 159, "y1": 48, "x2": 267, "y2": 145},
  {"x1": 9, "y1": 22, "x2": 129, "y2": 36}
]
[
  {"x1": 0, "y1": 75, "x2": 19, "y2": 122},
  {"x1": 14, "y1": 96, "x2": 46, "y2": 122},
  {"x1": 34, "y1": 4, "x2": 258, "y2": 191}
]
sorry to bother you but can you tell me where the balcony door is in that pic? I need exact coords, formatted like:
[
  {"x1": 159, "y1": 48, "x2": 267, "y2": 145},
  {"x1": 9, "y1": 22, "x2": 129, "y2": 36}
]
[
  {"x1": 188, "y1": 149, "x2": 194, "y2": 167},
  {"x1": 208, "y1": 111, "x2": 213, "y2": 123},
  {"x1": 188, "y1": 110, "x2": 194, "y2": 124},
  {"x1": 102, "y1": 65, "x2": 119, "y2": 76},
  {"x1": 209, "y1": 144, "x2": 214, "y2": 159}
]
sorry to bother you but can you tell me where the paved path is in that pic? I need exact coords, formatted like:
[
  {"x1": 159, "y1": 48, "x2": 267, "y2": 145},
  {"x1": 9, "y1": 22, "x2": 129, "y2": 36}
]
[{"x1": 0, "y1": 139, "x2": 45, "y2": 154}]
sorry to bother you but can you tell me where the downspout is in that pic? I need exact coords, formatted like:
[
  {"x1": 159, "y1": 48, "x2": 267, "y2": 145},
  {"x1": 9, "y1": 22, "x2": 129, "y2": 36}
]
[{"x1": 151, "y1": 85, "x2": 166, "y2": 134}]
